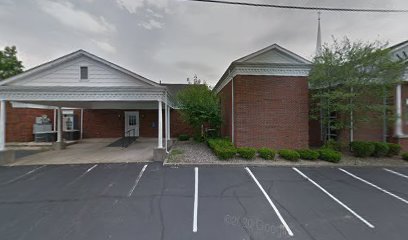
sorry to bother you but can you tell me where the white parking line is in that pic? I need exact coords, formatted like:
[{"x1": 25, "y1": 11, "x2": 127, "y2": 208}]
[
  {"x1": 293, "y1": 167, "x2": 375, "y2": 229},
  {"x1": 383, "y1": 168, "x2": 408, "y2": 180},
  {"x1": 245, "y1": 167, "x2": 294, "y2": 236},
  {"x1": 2, "y1": 165, "x2": 46, "y2": 185},
  {"x1": 193, "y1": 167, "x2": 198, "y2": 233},
  {"x1": 128, "y1": 164, "x2": 148, "y2": 197},
  {"x1": 68, "y1": 164, "x2": 98, "y2": 186},
  {"x1": 339, "y1": 168, "x2": 408, "y2": 205}
]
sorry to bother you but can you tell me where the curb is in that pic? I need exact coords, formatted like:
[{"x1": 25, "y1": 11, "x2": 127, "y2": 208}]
[{"x1": 162, "y1": 158, "x2": 408, "y2": 168}]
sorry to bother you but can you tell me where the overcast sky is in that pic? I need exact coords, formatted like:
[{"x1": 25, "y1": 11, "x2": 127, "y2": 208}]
[{"x1": 1, "y1": 0, "x2": 408, "y2": 86}]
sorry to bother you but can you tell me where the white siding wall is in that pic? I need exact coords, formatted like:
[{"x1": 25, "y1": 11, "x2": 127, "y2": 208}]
[{"x1": 9, "y1": 56, "x2": 149, "y2": 87}]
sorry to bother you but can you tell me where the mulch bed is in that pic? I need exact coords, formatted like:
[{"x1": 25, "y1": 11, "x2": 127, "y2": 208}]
[{"x1": 167, "y1": 140, "x2": 408, "y2": 167}]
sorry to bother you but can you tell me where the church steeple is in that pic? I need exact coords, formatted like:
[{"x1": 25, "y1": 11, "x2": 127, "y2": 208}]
[{"x1": 316, "y1": 12, "x2": 322, "y2": 56}]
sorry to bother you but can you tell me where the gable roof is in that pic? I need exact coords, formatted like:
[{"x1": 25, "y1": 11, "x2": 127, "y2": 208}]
[
  {"x1": 390, "y1": 40, "x2": 408, "y2": 51},
  {"x1": 213, "y1": 43, "x2": 311, "y2": 93},
  {"x1": 233, "y1": 43, "x2": 311, "y2": 64},
  {"x1": 0, "y1": 49, "x2": 161, "y2": 87}
]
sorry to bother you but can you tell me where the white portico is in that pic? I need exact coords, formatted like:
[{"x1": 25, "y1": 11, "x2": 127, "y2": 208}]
[{"x1": 0, "y1": 50, "x2": 175, "y2": 162}]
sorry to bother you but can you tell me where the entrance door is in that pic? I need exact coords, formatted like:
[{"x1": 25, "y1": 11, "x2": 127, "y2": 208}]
[{"x1": 125, "y1": 111, "x2": 139, "y2": 137}]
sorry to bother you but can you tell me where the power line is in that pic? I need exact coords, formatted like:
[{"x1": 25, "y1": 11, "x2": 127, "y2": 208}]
[{"x1": 187, "y1": 0, "x2": 408, "y2": 13}]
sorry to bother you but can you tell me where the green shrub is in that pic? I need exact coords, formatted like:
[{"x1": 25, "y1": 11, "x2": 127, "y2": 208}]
[
  {"x1": 387, "y1": 143, "x2": 401, "y2": 156},
  {"x1": 323, "y1": 139, "x2": 342, "y2": 151},
  {"x1": 213, "y1": 146, "x2": 236, "y2": 160},
  {"x1": 371, "y1": 142, "x2": 389, "y2": 157},
  {"x1": 318, "y1": 149, "x2": 342, "y2": 163},
  {"x1": 278, "y1": 149, "x2": 300, "y2": 161},
  {"x1": 178, "y1": 134, "x2": 190, "y2": 141},
  {"x1": 350, "y1": 141, "x2": 375, "y2": 158},
  {"x1": 237, "y1": 147, "x2": 256, "y2": 160},
  {"x1": 207, "y1": 138, "x2": 233, "y2": 149},
  {"x1": 296, "y1": 149, "x2": 319, "y2": 160},
  {"x1": 207, "y1": 138, "x2": 236, "y2": 160},
  {"x1": 258, "y1": 148, "x2": 276, "y2": 160},
  {"x1": 402, "y1": 152, "x2": 408, "y2": 161}
]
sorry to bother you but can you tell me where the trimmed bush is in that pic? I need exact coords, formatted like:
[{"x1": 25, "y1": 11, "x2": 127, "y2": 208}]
[
  {"x1": 208, "y1": 138, "x2": 233, "y2": 149},
  {"x1": 318, "y1": 149, "x2": 342, "y2": 163},
  {"x1": 350, "y1": 141, "x2": 375, "y2": 158},
  {"x1": 371, "y1": 142, "x2": 389, "y2": 157},
  {"x1": 178, "y1": 134, "x2": 190, "y2": 141},
  {"x1": 237, "y1": 147, "x2": 257, "y2": 160},
  {"x1": 278, "y1": 149, "x2": 300, "y2": 161},
  {"x1": 402, "y1": 152, "x2": 408, "y2": 161},
  {"x1": 208, "y1": 138, "x2": 236, "y2": 160},
  {"x1": 296, "y1": 149, "x2": 319, "y2": 160},
  {"x1": 387, "y1": 143, "x2": 401, "y2": 157},
  {"x1": 213, "y1": 146, "x2": 236, "y2": 160},
  {"x1": 258, "y1": 148, "x2": 276, "y2": 160}
]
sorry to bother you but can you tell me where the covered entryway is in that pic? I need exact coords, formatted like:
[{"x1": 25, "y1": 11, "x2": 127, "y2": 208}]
[{"x1": 0, "y1": 50, "x2": 178, "y2": 164}]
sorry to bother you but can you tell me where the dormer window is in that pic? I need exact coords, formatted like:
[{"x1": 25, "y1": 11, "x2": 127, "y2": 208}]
[{"x1": 80, "y1": 66, "x2": 88, "y2": 80}]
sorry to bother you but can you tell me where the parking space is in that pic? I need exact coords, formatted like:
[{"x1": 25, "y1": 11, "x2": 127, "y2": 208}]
[
  {"x1": 0, "y1": 164, "x2": 407, "y2": 240},
  {"x1": 299, "y1": 167, "x2": 408, "y2": 240}
]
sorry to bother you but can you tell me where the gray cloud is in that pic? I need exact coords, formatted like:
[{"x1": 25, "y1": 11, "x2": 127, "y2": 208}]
[{"x1": 1, "y1": 0, "x2": 408, "y2": 86}]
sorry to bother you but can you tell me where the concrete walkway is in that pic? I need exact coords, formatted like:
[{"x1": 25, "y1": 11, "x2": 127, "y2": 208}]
[{"x1": 9, "y1": 138, "x2": 156, "y2": 166}]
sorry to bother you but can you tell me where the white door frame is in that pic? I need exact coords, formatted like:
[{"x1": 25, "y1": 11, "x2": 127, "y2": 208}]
[{"x1": 124, "y1": 111, "x2": 140, "y2": 137}]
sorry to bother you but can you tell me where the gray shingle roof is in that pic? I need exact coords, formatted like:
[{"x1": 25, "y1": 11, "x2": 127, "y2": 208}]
[{"x1": 161, "y1": 83, "x2": 190, "y2": 97}]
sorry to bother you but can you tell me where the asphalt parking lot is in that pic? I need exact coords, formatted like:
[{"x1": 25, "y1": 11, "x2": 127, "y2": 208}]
[{"x1": 0, "y1": 163, "x2": 407, "y2": 240}]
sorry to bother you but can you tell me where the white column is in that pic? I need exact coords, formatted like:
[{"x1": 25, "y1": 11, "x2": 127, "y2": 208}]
[
  {"x1": 0, "y1": 100, "x2": 6, "y2": 151},
  {"x1": 158, "y1": 100, "x2": 163, "y2": 148},
  {"x1": 80, "y1": 109, "x2": 84, "y2": 140},
  {"x1": 57, "y1": 107, "x2": 63, "y2": 143},
  {"x1": 53, "y1": 109, "x2": 57, "y2": 131},
  {"x1": 395, "y1": 84, "x2": 403, "y2": 136}
]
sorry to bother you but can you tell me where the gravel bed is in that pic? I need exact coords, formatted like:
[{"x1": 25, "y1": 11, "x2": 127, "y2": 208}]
[{"x1": 167, "y1": 140, "x2": 408, "y2": 167}]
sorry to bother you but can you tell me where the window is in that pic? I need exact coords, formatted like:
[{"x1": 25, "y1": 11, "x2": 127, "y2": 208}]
[
  {"x1": 129, "y1": 115, "x2": 137, "y2": 126},
  {"x1": 80, "y1": 66, "x2": 88, "y2": 80}
]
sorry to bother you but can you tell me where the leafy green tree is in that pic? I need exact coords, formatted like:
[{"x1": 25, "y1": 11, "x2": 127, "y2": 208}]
[
  {"x1": 176, "y1": 83, "x2": 222, "y2": 140},
  {"x1": 0, "y1": 46, "x2": 24, "y2": 80},
  {"x1": 310, "y1": 38, "x2": 406, "y2": 144}
]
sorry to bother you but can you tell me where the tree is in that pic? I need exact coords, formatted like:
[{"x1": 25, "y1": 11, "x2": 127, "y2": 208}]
[
  {"x1": 176, "y1": 83, "x2": 222, "y2": 140},
  {"x1": 309, "y1": 38, "x2": 406, "y2": 144},
  {"x1": 0, "y1": 46, "x2": 24, "y2": 80}
]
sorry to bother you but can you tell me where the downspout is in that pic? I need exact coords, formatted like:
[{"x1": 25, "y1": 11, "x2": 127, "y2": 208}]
[
  {"x1": 231, "y1": 69, "x2": 234, "y2": 144},
  {"x1": 165, "y1": 91, "x2": 169, "y2": 154}
]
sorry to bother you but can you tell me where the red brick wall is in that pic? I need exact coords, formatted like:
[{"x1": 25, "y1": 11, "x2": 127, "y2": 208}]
[
  {"x1": 170, "y1": 110, "x2": 194, "y2": 137},
  {"x1": 82, "y1": 109, "x2": 193, "y2": 138},
  {"x1": 219, "y1": 81, "x2": 233, "y2": 139},
  {"x1": 226, "y1": 75, "x2": 309, "y2": 149},
  {"x1": 6, "y1": 103, "x2": 55, "y2": 142},
  {"x1": 401, "y1": 83, "x2": 408, "y2": 134},
  {"x1": 83, "y1": 109, "x2": 124, "y2": 138},
  {"x1": 5, "y1": 104, "x2": 193, "y2": 142}
]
